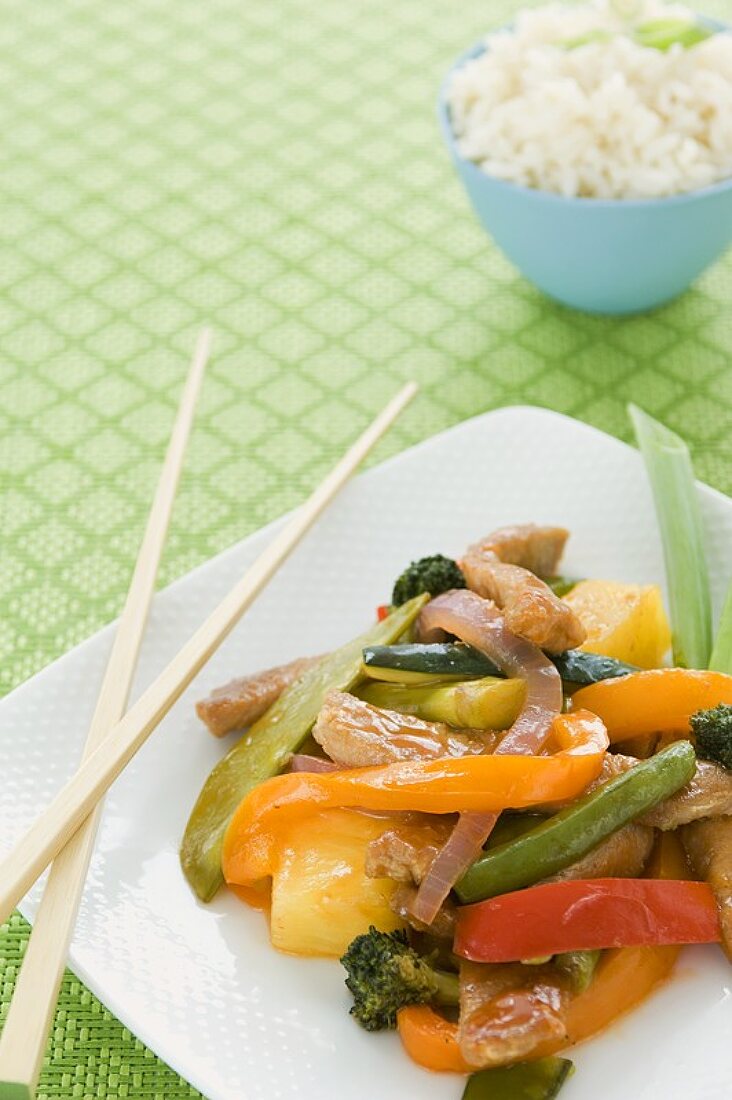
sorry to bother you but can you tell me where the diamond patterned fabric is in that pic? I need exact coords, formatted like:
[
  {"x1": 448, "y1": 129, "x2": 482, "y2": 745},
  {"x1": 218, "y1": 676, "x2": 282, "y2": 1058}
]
[{"x1": 1, "y1": 0, "x2": 731, "y2": 1095}]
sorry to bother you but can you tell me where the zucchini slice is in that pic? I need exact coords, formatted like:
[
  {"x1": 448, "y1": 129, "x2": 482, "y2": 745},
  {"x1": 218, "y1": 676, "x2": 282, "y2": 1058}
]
[
  {"x1": 362, "y1": 642, "x2": 499, "y2": 683},
  {"x1": 552, "y1": 649, "x2": 638, "y2": 685},
  {"x1": 363, "y1": 642, "x2": 637, "y2": 688},
  {"x1": 357, "y1": 676, "x2": 524, "y2": 730}
]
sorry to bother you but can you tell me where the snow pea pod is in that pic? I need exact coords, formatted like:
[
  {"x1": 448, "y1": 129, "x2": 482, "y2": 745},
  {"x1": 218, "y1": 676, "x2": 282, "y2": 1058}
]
[
  {"x1": 181, "y1": 594, "x2": 427, "y2": 902},
  {"x1": 462, "y1": 1057, "x2": 574, "y2": 1100},
  {"x1": 456, "y1": 741, "x2": 696, "y2": 904}
]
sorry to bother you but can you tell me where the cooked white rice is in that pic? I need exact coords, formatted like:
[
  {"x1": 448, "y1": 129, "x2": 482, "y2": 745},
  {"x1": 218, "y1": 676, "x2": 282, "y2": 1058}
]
[{"x1": 447, "y1": 1, "x2": 732, "y2": 199}]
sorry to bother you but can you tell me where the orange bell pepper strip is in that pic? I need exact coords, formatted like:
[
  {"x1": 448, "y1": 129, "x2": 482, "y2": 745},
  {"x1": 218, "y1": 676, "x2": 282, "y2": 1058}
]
[
  {"x1": 552, "y1": 831, "x2": 688, "y2": 1049},
  {"x1": 537, "y1": 831, "x2": 690, "y2": 1056},
  {"x1": 397, "y1": 1005, "x2": 472, "y2": 1074},
  {"x1": 222, "y1": 710, "x2": 608, "y2": 887},
  {"x1": 572, "y1": 668, "x2": 732, "y2": 742},
  {"x1": 397, "y1": 833, "x2": 689, "y2": 1076},
  {"x1": 540, "y1": 943, "x2": 681, "y2": 1056},
  {"x1": 646, "y1": 825, "x2": 691, "y2": 880},
  {"x1": 398, "y1": 935, "x2": 686, "y2": 1077}
]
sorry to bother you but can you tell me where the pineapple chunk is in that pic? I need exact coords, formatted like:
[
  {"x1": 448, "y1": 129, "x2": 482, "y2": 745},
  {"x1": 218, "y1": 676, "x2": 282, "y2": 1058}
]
[
  {"x1": 565, "y1": 579, "x2": 671, "y2": 669},
  {"x1": 270, "y1": 808, "x2": 403, "y2": 956}
]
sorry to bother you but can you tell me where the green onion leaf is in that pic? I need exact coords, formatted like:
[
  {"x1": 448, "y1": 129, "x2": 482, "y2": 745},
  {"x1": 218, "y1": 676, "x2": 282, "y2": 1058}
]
[
  {"x1": 629, "y1": 404, "x2": 712, "y2": 669},
  {"x1": 560, "y1": 29, "x2": 612, "y2": 49},
  {"x1": 633, "y1": 19, "x2": 712, "y2": 51},
  {"x1": 710, "y1": 579, "x2": 732, "y2": 674}
]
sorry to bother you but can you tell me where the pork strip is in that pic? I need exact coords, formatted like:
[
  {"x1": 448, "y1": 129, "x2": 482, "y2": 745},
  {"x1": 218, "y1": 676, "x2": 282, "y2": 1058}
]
[
  {"x1": 369, "y1": 812, "x2": 651, "y2": 917},
  {"x1": 458, "y1": 960, "x2": 569, "y2": 1068},
  {"x1": 548, "y1": 751, "x2": 732, "y2": 830},
  {"x1": 461, "y1": 525, "x2": 585, "y2": 653},
  {"x1": 365, "y1": 817, "x2": 456, "y2": 885},
  {"x1": 535, "y1": 751, "x2": 639, "y2": 818},
  {"x1": 196, "y1": 655, "x2": 320, "y2": 736},
  {"x1": 681, "y1": 815, "x2": 732, "y2": 960},
  {"x1": 472, "y1": 525, "x2": 570, "y2": 578},
  {"x1": 545, "y1": 823, "x2": 654, "y2": 882},
  {"x1": 312, "y1": 690, "x2": 498, "y2": 767},
  {"x1": 389, "y1": 884, "x2": 457, "y2": 940},
  {"x1": 643, "y1": 759, "x2": 732, "y2": 829}
]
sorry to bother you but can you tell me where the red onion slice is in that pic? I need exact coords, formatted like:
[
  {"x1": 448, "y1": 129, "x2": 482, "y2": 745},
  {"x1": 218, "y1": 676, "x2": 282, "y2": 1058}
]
[
  {"x1": 411, "y1": 590, "x2": 562, "y2": 924},
  {"x1": 418, "y1": 589, "x2": 562, "y2": 752},
  {"x1": 288, "y1": 754, "x2": 341, "y2": 773}
]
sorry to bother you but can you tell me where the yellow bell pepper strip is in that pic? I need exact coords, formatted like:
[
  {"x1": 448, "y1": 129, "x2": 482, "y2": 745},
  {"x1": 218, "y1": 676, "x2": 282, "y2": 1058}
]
[
  {"x1": 222, "y1": 710, "x2": 608, "y2": 888},
  {"x1": 572, "y1": 668, "x2": 732, "y2": 742}
]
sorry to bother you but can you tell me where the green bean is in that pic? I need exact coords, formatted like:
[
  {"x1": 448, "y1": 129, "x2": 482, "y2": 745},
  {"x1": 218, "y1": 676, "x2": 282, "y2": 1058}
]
[
  {"x1": 456, "y1": 741, "x2": 697, "y2": 904},
  {"x1": 554, "y1": 949, "x2": 602, "y2": 993}
]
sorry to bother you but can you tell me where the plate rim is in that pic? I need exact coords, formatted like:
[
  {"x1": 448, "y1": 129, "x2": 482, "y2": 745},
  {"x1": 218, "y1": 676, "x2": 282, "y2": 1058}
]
[{"x1": 4, "y1": 402, "x2": 730, "y2": 1099}]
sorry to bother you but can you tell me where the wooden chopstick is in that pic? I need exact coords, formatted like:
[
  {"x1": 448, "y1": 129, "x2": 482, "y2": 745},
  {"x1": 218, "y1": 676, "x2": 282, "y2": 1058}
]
[
  {"x1": 0, "y1": 329, "x2": 212, "y2": 1100},
  {"x1": 0, "y1": 381, "x2": 418, "y2": 934}
]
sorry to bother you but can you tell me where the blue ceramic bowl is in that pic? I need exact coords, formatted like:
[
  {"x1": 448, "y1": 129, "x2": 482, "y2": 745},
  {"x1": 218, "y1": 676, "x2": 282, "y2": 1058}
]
[{"x1": 439, "y1": 40, "x2": 732, "y2": 314}]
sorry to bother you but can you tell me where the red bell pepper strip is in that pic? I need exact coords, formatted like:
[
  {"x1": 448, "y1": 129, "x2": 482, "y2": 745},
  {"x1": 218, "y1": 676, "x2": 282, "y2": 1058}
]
[
  {"x1": 454, "y1": 878, "x2": 721, "y2": 964},
  {"x1": 376, "y1": 604, "x2": 391, "y2": 622},
  {"x1": 399, "y1": 837, "x2": 693, "y2": 1076}
]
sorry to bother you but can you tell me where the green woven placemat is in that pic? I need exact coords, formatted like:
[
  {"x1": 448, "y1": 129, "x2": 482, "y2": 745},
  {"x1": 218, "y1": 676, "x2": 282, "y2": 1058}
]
[{"x1": 1, "y1": 0, "x2": 731, "y2": 1096}]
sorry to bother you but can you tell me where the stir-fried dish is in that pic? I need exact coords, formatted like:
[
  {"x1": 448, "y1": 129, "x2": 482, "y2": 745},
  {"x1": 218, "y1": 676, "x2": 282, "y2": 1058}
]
[
  {"x1": 181, "y1": 414, "x2": 732, "y2": 1100},
  {"x1": 182, "y1": 532, "x2": 732, "y2": 1095}
]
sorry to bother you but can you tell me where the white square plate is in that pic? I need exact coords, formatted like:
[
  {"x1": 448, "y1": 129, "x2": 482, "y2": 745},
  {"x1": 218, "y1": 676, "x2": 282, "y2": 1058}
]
[{"x1": 1, "y1": 407, "x2": 731, "y2": 1100}]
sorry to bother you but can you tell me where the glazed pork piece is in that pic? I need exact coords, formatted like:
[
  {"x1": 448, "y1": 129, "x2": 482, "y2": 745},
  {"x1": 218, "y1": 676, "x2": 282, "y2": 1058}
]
[
  {"x1": 549, "y1": 751, "x2": 732, "y2": 830},
  {"x1": 196, "y1": 655, "x2": 321, "y2": 736},
  {"x1": 368, "y1": 815, "x2": 654, "y2": 894},
  {"x1": 389, "y1": 884, "x2": 457, "y2": 940},
  {"x1": 365, "y1": 753, "x2": 732, "y2": 887},
  {"x1": 461, "y1": 524, "x2": 586, "y2": 652},
  {"x1": 643, "y1": 757, "x2": 732, "y2": 829},
  {"x1": 365, "y1": 817, "x2": 455, "y2": 885},
  {"x1": 458, "y1": 959, "x2": 570, "y2": 1067},
  {"x1": 469, "y1": 525, "x2": 570, "y2": 578},
  {"x1": 312, "y1": 690, "x2": 498, "y2": 767},
  {"x1": 681, "y1": 816, "x2": 732, "y2": 960}
]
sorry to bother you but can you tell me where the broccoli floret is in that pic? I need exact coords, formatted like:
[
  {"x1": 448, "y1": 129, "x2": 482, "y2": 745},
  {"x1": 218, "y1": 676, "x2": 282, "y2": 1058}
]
[
  {"x1": 340, "y1": 926, "x2": 459, "y2": 1031},
  {"x1": 690, "y1": 703, "x2": 732, "y2": 771},
  {"x1": 392, "y1": 554, "x2": 465, "y2": 607}
]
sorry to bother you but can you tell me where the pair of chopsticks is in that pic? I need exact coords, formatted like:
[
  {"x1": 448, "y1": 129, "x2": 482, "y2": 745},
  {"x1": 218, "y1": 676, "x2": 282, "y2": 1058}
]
[{"x1": 0, "y1": 332, "x2": 417, "y2": 1100}]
